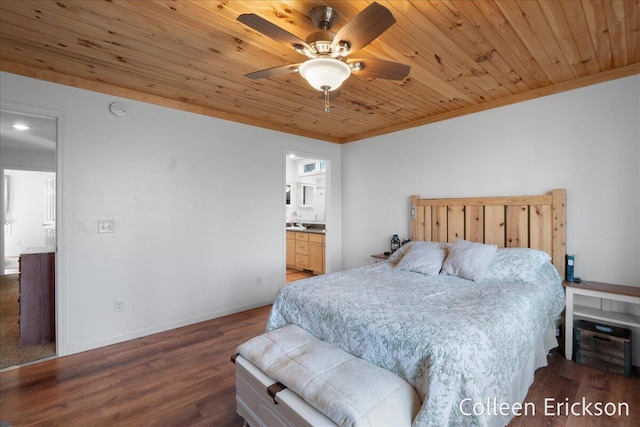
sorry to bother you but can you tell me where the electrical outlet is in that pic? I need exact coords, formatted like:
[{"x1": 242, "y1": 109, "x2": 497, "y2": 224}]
[
  {"x1": 114, "y1": 299, "x2": 125, "y2": 313},
  {"x1": 256, "y1": 276, "x2": 263, "y2": 287},
  {"x1": 98, "y1": 219, "x2": 115, "y2": 233}
]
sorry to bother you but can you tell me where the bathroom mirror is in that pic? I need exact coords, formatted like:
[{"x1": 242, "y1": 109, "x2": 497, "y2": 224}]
[{"x1": 300, "y1": 184, "x2": 315, "y2": 207}]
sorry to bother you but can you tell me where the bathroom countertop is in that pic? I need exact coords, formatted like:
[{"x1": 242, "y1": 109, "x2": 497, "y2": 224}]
[{"x1": 286, "y1": 227, "x2": 326, "y2": 234}]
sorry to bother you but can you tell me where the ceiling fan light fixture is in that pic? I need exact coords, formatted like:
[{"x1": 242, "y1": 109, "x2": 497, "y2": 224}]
[{"x1": 299, "y1": 57, "x2": 351, "y2": 91}]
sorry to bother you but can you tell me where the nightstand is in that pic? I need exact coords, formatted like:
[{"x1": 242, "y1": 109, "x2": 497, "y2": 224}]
[
  {"x1": 370, "y1": 253, "x2": 390, "y2": 262},
  {"x1": 564, "y1": 280, "x2": 640, "y2": 360}
]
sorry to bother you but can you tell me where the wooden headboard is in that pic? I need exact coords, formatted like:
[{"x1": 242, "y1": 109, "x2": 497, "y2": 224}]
[{"x1": 410, "y1": 189, "x2": 566, "y2": 276}]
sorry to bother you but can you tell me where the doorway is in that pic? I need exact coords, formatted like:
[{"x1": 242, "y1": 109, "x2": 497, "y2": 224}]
[
  {"x1": 285, "y1": 153, "x2": 329, "y2": 283},
  {"x1": 1, "y1": 109, "x2": 57, "y2": 369}
]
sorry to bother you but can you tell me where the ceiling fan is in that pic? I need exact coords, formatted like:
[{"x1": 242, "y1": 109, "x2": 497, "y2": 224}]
[{"x1": 237, "y1": 2, "x2": 411, "y2": 112}]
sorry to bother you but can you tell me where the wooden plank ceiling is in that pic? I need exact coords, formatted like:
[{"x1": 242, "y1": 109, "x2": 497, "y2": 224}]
[{"x1": 1, "y1": 1, "x2": 638, "y2": 143}]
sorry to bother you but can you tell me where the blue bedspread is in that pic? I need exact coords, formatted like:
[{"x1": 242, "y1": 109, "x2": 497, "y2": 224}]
[{"x1": 266, "y1": 261, "x2": 565, "y2": 426}]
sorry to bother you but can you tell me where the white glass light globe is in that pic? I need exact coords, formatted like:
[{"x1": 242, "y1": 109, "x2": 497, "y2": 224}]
[{"x1": 299, "y1": 58, "x2": 351, "y2": 91}]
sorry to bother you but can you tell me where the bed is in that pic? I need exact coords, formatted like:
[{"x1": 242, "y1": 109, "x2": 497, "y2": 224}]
[{"x1": 236, "y1": 189, "x2": 567, "y2": 427}]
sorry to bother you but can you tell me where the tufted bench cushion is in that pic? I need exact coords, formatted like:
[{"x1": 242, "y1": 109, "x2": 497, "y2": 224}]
[{"x1": 236, "y1": 324, "x2": 421, "y2": 427}]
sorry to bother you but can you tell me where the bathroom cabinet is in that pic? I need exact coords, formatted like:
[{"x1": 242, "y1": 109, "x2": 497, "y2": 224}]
[{"x1": 286, "y1": 231, "x2": 324, "y2": 275}]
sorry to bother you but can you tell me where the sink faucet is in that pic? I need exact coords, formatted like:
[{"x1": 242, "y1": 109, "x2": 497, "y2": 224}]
[{"x1": 291, "y1": 211, "x2": 302, "y2": 226}]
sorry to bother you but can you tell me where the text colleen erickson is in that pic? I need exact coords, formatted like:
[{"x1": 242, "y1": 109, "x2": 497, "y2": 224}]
[{"x1": 459, "y1": 397, "x2": 630, "y2": 417}]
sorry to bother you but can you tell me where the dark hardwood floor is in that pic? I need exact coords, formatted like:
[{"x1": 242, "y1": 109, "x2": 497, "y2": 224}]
[
  {"x1": 0, "y1": 305, "x2": 272, "y2": 426},
  {"x1": 1, "y1": 304, "x2": 638, "y2": 426},
  {"x1": 508, "y1": 350, "x2": 639, "y2": 427},
  {"x1": 286, "y1": 267, "x2": 314, "y2": 284}
]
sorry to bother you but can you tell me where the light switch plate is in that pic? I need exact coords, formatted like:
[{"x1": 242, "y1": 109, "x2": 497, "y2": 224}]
[{"x1": 98, "y1": 219, "x2": 115, "y2": 233}]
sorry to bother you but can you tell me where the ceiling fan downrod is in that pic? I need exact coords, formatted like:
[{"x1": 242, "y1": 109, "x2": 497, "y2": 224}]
[{"x1": 311, "y1": 6, "x2": 338, "y2": 31}]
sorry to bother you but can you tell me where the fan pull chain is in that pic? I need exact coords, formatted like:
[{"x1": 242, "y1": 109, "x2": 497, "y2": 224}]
[{"x1": 322, "y1": 86, "x2": 331, "y2": 113}]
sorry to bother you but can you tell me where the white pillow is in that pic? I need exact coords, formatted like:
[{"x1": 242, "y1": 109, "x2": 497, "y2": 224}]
[
  {"x1": 441, "y1": 239, "x2": 498, "y2": 282},
  {"x1": 395, "y1": 242, "x2": 447, "y2": 276},
  {"x1": 387, "y1": 241, "x2": 416, "y2": 265},
  {"x1": 483, "y1": 248, "x2": 551, "y2": 283}
]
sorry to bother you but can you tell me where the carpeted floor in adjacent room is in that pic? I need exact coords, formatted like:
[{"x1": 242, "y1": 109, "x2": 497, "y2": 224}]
[{"x1": 0, "y1": 274, "x2": 56, "y2": 370}]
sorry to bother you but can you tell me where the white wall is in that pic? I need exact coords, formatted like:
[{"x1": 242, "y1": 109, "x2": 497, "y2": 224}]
[
  {"x1": 0, "y1": 72, "x2": 342, "y2": 355},
  {"x1": 343, "y1": 75, "x2": 640, "y2": 287}
]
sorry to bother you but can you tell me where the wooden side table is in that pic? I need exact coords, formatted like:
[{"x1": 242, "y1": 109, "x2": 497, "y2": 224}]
[
  {"x1": 370, "y1": 253, "x2": 390, "y2": 262},
  {"x1": 564, "y1": 280, "x2": 640, "y2": 360}
]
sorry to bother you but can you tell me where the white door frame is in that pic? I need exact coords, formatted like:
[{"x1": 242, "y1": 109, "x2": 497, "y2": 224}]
[{"x1": 1, "y1": 100, "x2": 68, "y2": 357}]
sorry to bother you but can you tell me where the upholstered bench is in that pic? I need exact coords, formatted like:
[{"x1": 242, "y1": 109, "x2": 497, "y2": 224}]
[{"x1": 233, "y1": 324, "x2": 421, "y2": 427}]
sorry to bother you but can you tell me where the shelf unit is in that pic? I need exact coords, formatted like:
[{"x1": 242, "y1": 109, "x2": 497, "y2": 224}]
[{"x1": 564, "y1": 280, "x2": 640, "y2": 360}]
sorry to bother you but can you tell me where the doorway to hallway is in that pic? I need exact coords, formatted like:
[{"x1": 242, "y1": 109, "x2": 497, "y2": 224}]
[{"x1": 1, "y1": 108, "x2": 58, "y2": 369}]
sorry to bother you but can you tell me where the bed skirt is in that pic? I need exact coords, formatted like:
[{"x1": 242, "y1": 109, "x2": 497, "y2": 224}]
[{"x1": 487, "y1": 325, "x2": 559, "y2": 427}]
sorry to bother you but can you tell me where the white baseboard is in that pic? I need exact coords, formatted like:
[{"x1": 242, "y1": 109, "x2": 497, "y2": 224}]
[{"x1": 65, "y1": 298, "x2": 275, "y2": 356}]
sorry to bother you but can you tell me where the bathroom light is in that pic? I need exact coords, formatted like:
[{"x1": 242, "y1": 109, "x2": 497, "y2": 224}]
[
  {"x1": 13, "y1": 123, "x2": 29, "y2": 131},
  {"x1": 298, "y1": 57, "x2": 351, "y2": 112}
]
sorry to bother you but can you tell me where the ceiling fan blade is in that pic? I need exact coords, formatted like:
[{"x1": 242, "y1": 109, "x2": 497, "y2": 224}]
[
  {"x1": 348, "y1": 58, "x2": 411, "y2": 80},
  {"x1": 245, "y1": 63, "x2": 300, "y2": 80},
  {"x1": 332, "y1": 2, "x2": 396, "y2": 56},
  {"x1": 238, "y1": 14, "x2": 310, "y2": 52}
]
